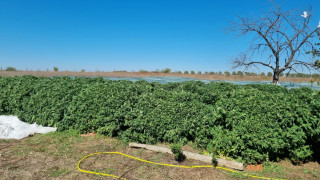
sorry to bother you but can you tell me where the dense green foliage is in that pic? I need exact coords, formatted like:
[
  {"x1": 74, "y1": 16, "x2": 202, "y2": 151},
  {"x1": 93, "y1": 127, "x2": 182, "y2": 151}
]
[{"x1": 1, "y1": 76, "x2": 319, "y2": 164}]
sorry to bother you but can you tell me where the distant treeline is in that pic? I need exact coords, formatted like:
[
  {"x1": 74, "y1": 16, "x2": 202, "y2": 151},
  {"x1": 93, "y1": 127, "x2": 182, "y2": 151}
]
[
  {"x1": 142, "y1": 68, "x2": 320, "y2": 79},
  {"x1": 1, "y1": 66, "x2": 319, "y2": 79}
]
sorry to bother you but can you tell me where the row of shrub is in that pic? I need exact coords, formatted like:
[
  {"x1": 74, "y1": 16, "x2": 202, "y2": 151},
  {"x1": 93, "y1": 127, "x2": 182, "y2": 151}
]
[{"x1": 0, "y1": 76, "x2": 319, "y2": 164}]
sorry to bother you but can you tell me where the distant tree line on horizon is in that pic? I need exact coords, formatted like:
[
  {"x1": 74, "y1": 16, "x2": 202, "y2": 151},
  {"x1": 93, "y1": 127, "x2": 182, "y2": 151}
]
[
  {"x1": 0, "y1": 67, "x2": 17, "y2": 71},
  {"x1": 1, "y1": 66, "x2": 319, "y2": 79},
  {"x1": 152, "y1": 68, "x2": 320, "y2": 79}
]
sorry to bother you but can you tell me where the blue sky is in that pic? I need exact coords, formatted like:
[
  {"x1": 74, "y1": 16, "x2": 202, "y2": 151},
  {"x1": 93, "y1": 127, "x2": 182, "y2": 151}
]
[{"x1": 0, "y1": 0, "x2": 320, "y2": 72}]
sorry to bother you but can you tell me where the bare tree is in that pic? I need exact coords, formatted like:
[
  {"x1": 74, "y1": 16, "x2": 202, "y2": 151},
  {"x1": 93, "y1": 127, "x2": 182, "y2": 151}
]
[
  {"x1": 231, "y1": 3, "x2": 320, "y2": 84},
  {"x1": 308, "y1": 30, "x2": 320, "y2": 65}
]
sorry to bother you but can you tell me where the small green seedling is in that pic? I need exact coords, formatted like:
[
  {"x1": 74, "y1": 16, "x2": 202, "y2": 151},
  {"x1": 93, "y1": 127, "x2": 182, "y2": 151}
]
[{"x1": 170, "y1": 144, "x2": 186, "y2": 162}]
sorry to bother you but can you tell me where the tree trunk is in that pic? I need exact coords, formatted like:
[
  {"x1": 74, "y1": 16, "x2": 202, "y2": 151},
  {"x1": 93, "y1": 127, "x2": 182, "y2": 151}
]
[{"x1": 272, "y1": 71, "x2": 280, "y2": 85}]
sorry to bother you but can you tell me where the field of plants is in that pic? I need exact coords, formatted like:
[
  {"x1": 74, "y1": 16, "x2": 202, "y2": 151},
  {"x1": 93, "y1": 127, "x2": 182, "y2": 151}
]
[{"x1": 1, "y1": 76, "x2": 319, "y2": 165}]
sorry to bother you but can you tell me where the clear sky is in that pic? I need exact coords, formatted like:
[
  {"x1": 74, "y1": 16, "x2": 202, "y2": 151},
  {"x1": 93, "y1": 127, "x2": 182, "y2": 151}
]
[{"x1": 0, "y1": 0, "x2": 320, "y2": 72}]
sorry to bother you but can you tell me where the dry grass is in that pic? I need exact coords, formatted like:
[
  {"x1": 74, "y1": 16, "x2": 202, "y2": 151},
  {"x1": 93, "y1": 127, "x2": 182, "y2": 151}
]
[
  {"x1": 0, "y1": 70, "x2": 312, "y2": 83},
  {"x1": 1, "y1": 132, "x2": 319, "y2": 180},
  {"x1": 0, "y1": 132, "x2": 230, "y2": 180}
]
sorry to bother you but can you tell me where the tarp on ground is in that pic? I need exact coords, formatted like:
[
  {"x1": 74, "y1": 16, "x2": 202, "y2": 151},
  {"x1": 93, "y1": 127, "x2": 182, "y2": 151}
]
[
  {"x1": 0, "y1": 115, "x2": 57, "y2": 140},
  {"x1": 102, "y1": 76, "x2": 320, "y2": 90}
]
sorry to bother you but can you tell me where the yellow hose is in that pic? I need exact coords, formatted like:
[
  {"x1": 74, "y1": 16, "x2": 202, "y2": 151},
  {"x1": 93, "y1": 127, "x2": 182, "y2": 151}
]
[{"x1": 77, "y1": 152, "x2": 286, "y2": 180}]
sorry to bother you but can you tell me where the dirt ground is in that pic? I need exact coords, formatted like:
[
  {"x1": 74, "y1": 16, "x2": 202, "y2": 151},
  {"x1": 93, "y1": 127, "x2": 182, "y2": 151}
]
[
  {"x1": 1, "y1": 132, "x2": 319, "y2": 180},
  {"x1": 0, "y1": 70, "x2": 313, "y2": 83},
  {"x1": 0, "y1": 132, "x2": 232, "y2": 180}
]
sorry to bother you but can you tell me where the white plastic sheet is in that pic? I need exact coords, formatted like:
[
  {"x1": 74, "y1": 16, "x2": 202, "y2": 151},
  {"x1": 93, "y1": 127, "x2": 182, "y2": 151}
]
[
  {"x1": 101, "y1": 76, "x2": 320, "y2": 90},
  {"x1": 0, "y1": 115, "x2": 57, "y2": 140}
]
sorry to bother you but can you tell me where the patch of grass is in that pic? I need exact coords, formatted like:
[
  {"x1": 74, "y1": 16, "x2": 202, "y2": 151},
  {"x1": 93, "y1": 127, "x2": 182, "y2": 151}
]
[
  {"x1": 262, "y1": 162, "x2": 286, "y2": 175},
  {"x1": 0, "y1": 139, "x2": 10, "y2": 143},
  {"x1": 134, "y1": 149, "x2": 144, "y2": 156},
  {"x1": 244, "y1": 161, "x2": 287, "y2": 180},
  {"x1": 8, "y1": 165, "x2": 20, "y2": 170},
  {"x1": 12, "y1": 146, "x2": 32, "y2": 157},
  {"x1": 230, "y1": 171, "x2": 249, "y2": 179},
  {"x1": 35, "y1": 146, "x2": 47, "y2": 152},
  {"x1": 93, "y1": 144, "x2": 112, "y2": 151},
  {"x1": 303, "y1": 169, "x2": 320, "y2": 178},
  {"x1": 45, "y1": 129, "x2": 80, "y2": 139},
  {"x1": 109, "y1": 138, "x2": 127, "y2": 150},
  {"x1": 49, "y1": 167, "x2": 71, "y2": 177},
  {"x1": 91, "y1": 167, "x2": 115, "y2": 174},
  {"x1": 151, "y1": 153, "x2": 164, "y2": 162}
]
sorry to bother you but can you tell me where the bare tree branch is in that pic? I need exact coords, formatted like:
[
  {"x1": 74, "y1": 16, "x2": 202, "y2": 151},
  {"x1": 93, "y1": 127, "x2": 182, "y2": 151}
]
[{"x1": 232, "y1": 53, "x2": 275, "y2": 70}]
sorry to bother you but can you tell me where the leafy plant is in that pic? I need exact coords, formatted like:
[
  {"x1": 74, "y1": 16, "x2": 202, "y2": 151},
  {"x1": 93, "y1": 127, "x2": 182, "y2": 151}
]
[
  {"x1": 170, "y1": 144, "x2": 186, "y2": 162},
  {"x1": 212, "y1": 152, "x2": 218, "y2": 166}
]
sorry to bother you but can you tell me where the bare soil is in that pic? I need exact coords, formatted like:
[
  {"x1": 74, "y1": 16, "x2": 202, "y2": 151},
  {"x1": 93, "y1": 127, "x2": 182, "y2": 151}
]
[
  {"x1": 0, "y1": 70, "x2": 312, "y2": 83},
  {"x1": 0, "y1": 133, "x2": 230, "y2": 180}
]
